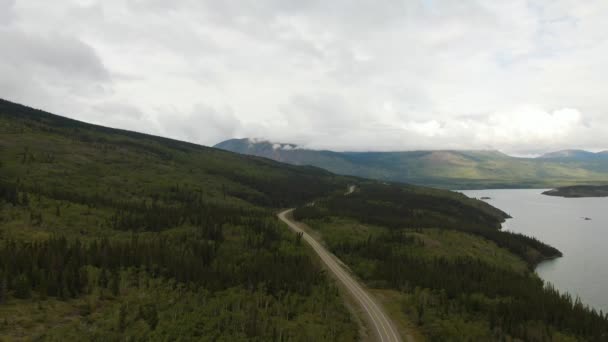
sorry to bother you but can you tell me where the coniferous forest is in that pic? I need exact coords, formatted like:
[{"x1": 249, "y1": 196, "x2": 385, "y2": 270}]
[
  {"x1": 0, "y1": 99, "x2": 357, "y2": 340},
  {"x1": 2, "y1": 98, "x2": 608, "y2": 341},
  {"x1": 294, "y1": 183, "x2": 608, "y2": 341}
]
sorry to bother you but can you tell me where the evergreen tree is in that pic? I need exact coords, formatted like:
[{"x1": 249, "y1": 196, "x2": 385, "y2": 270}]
[
  {"x1": 110, "y1": 270, "x2": 120, "y2": 296},
  {"x1": 99, "y1": 268, "x2": 109, "y2": 289},
  {"x1": 0, "y1": 277, "x2": 7, "y2": 304},
  {"x1": 139, "y1": 303, "x2": 158, "y2": 330},
  {"x1": 117, "y1": 304, "x2": 127, "y2": 332},
  {"x1": 14, "y1": 274, "x2": 31, "y2": 299}
]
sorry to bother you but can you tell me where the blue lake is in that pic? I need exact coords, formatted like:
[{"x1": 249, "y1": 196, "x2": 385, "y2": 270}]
[{"x1": 462, "y1": 189, "x2": 608, "y2": 313}]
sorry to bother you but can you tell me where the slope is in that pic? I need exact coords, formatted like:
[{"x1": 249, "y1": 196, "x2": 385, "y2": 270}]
[
  {"x1": 0, "y1": 98, "x2": 511, "y2": 341},
  {"x1": 292, "y1": 183, "x2": 608, "y2": 341},
  {"x1": 4, "y1": 98, "x2": 603, "y2": 340},
  {"x1": 0, "y1": 99, "x2": 359, "y2": 340}
]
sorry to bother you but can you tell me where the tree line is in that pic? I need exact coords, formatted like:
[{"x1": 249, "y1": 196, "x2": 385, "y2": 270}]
[
  {"x1": 294, "y1": 182, "x2": 562, "y2": 265},
  {"x1": 293, "y1": 183, "x2": 608, "y2": 340}
]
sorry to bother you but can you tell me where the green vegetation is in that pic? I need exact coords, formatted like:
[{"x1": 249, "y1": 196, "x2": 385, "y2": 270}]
[
  {"x1": 294, "y1": 183, "x2": 561, "y2": 266},
  {"x1": 0, "y1": 99, "x2": 357, "y2": 340},
  {"x1": 294, "y1": 183, "x2": 608, "y2": 341},
  {"x1": 216, "y1": 138, "x2": 608, "y2": 189},
  {"x1": 3, "y1": 98, "x2": 607, "y2": 341},
  {"x1": 544, "y1": 185, "x2": 608, "y2": 198}
]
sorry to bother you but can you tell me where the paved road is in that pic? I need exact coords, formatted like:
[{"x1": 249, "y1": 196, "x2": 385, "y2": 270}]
[{"x1": 278, "y1": 209, "x2": 402, "y2": 342}]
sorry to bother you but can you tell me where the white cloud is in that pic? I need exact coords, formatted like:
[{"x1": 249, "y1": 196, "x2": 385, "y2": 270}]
[
  {"x1": 403, "y1": 120, "x2": 445, "y2": 137},
  {"x1": 1, "y1": 0, "x2": 608, "y2": 154},
  {"x1": 157, "y1": 103, "x2": 242, "y2": 146},
  {"x1": 0, "y1": 0, "x2": 15, "y2": 25},
  {"x1": 480, "y1": 107, "x2": 582, "y2": 143}
]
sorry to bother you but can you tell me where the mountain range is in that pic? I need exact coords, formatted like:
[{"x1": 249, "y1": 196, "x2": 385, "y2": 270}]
[{"x1": 215, "y1": 138, "x2": 608, "y2": 189}]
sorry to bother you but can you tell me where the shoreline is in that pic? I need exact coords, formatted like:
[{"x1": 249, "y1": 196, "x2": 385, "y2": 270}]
[
  {"x1": 543, "y1": 185, "x2": 608, "y2": 198},
  {"x1": 531, "y1": 253, "x2": 563, "y2": 270}
]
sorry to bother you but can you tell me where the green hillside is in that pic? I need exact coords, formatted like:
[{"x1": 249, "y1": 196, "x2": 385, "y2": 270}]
[
  {"x1": 0, "y1": 99, "x2": 359, "y2": 340},
  {"x1": 293, "y1": 184, "x2": 608, "y2": 340},
  {"x1": 1, "y1": 98, "x2": 607, "y2": 340},
  {"x1": 216, "y1": 138, "x2": 608, "y2": 189}
]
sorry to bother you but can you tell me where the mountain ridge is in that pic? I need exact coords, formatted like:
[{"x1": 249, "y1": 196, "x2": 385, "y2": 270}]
[
  {"x1": 539, "y1": 149, "x2": 608, "y2": 160},
  {"x1": 215, "y1": 138, "x2": 608, "y2": 189}
]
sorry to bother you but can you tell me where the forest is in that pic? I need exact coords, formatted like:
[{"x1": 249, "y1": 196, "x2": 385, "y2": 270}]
[
  {"x1": 293, "y1": 184, "x2": 608, "y2": 341},
  {"x1": 4, "y1": 97, "x2": 606, "y2": 341},
  {"x1": 0, "y1": 99, "x2": 357, "y2": 340},
  {"x1": 294, "y1": 183, "x2": 562, "y2": 266}
]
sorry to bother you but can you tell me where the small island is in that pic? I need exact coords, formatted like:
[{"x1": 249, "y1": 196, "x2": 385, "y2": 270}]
[{"x1": 543, "y1": 185, "x2": 608, "y2": 198}]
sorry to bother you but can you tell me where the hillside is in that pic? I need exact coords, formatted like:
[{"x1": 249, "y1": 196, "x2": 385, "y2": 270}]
[
  {"x1": 0, "y1": 98, "x2": 507, "y2": 340},
  {"x1": 1, "y1": 98, "x2": 606, "y2": 341},
  {"x1": 292, "y1": 184, "x2": 608, "y2": 340},
  {"x1": 216, "y1": 138, "x2": 608, "y2": 189},
  {"x1": 539, "y1": 149, "x2": 608, "y2": 160},
  {"x1": 0, "y1": 99, "x2": 360, "y2": 340}
]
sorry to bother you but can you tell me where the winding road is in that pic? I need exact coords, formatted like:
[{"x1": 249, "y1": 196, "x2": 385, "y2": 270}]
[{"x1": 278, "y1": 208, "x2": 403, "y2": 342}]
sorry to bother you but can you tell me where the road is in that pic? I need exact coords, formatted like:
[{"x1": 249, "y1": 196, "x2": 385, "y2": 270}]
[
  {"x1": 346, "y1": 185, "x2": 356, "y2": 195},
  {"x1": 278, "y1": 209, "x2": 403, "y2": 342}
]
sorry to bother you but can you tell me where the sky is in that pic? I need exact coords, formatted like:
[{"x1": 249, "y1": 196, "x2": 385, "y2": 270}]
[{"x1": 1, "y1": 0, "x2": 608, "y2": 155}]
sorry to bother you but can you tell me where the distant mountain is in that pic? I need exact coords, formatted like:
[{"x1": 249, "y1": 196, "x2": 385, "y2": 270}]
[
  {"x1": 215, "y1": 138, "x2": 608, "y2": 189},
  {"x1": 539, "y1": 150, "x2": 608, "y2": 160}
]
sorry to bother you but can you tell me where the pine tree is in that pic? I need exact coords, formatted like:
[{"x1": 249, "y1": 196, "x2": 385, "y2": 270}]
[
  {"x1": 21, "y1": 192, "x2": 29, "y2": 206},
  {"x1": 110, "y1": 270, "x2": 120, "y2": 296},
  {"x1": 14, "y1": 274, "x2": 31, "y2": 299},
  {"x1": 99, "y1": 268, "x2": 109, "y2": 289},
  {"x1": 117, "y1": 304, "x2": 127, "y2": 332},
  {"x1": 139, "y1": 303, "x2": 158, "y2": 330},
  {"x1": 0, "y1": 277, "x2": 7, "y2": 304},
  {"x1": 37, "y1": 272, "x2": 48, "y2": 300}
]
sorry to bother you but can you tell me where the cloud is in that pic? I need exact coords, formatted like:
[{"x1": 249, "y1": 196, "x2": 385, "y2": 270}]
[
  {"x1": 158, "y1": 104, "x2": 242, "y2": 146},
  {"x1": 0, "y1": 0, "x2": 16, "y2": 25},
  {"x1": 0, "y1": 30, "x2": 109, "y2": 82},
  {"x1": 1, "y1": 1, "x2": 608, "y2": 154},
  {"x1": 480, "y1": 107, "x2": 582, "y2": 144},
  {"x1": 0, "y1": 27, "x2": 111, "y2": 116}
]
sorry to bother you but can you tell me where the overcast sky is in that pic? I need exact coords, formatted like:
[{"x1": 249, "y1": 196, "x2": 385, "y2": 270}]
[{"x1": 2, "y1": 1, "x2": 608, "y2": 154}]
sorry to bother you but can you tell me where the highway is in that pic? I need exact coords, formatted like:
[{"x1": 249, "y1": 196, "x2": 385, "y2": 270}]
[{"x1": 278, "y1": 209, "x2": 403, "y2": 342}]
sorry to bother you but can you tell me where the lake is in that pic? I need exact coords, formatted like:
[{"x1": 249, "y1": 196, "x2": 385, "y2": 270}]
[{"x1": 461, "y1": 189, "x2": 608, "y2": 313}]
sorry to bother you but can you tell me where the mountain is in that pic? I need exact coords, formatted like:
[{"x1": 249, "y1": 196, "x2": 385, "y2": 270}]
[
  {"x1": 539, "y1": 149, "x2": 608, "y2": 160},
  {"x1": 216, "y1": 138, "x2": 608, "y2": 189}
]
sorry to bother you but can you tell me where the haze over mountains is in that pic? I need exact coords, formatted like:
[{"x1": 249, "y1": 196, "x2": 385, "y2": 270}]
[{"x1": 216, "y1": 138, "x2": 608, "y2": 189}]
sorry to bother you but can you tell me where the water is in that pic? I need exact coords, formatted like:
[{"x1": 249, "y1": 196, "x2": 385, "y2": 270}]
[{"x1": 461, "y1": 189, "x2": 608, "y2": 313}]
